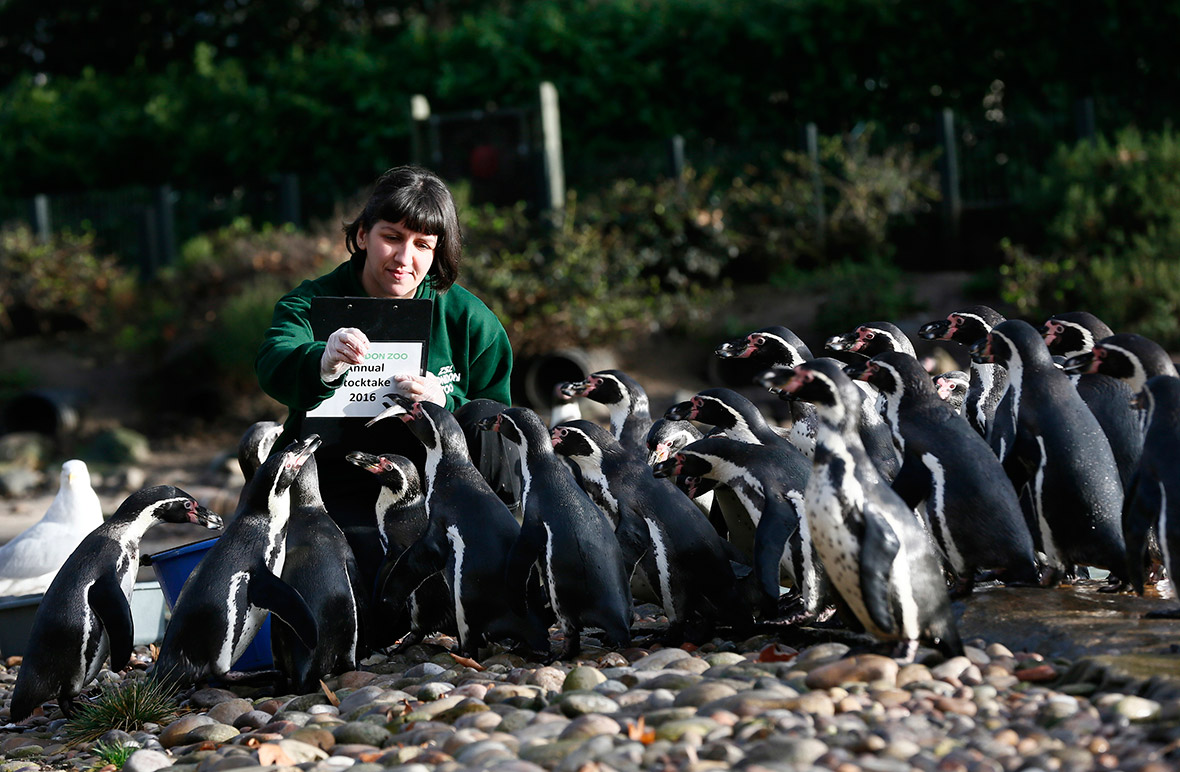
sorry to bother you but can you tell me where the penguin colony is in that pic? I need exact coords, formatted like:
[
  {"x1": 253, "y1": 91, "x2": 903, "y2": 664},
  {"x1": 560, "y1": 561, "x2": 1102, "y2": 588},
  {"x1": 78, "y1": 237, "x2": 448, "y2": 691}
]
[{"x1": 7, "y1": 304, "x2": 1180, "y2": 720}]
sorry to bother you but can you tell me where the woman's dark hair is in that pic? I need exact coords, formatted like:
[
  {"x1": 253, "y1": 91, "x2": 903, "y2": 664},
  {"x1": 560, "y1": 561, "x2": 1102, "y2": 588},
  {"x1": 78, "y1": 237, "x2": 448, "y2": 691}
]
[{"x1": 344, "y1": 165, "x2": 462, "y2": 292}]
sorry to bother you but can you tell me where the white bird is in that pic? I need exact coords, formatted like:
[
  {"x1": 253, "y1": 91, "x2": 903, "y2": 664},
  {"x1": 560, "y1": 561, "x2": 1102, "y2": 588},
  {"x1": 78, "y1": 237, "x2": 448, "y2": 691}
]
[{"x1": 0, "y1": 459, "x2": 105, "y2": 597}]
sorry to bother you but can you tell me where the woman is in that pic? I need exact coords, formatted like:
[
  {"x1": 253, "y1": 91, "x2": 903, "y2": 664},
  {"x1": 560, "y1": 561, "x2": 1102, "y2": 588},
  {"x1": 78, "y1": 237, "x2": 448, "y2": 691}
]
[{"x1": 256, "y1": 165, "x2": 513, "y2": 588}]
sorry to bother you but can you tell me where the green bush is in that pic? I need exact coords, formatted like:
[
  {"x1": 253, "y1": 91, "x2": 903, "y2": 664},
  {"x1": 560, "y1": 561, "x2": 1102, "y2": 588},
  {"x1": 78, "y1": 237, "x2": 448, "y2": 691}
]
[{"x1": 1001, "y1": 127, "x2": 1180, "y2": 348}]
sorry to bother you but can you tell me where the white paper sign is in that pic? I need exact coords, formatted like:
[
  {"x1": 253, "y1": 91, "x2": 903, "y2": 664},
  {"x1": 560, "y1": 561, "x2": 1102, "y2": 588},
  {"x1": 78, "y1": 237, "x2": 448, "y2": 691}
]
[{"x1": 306, "y1": 341, "x2": 424, "y2": 418}]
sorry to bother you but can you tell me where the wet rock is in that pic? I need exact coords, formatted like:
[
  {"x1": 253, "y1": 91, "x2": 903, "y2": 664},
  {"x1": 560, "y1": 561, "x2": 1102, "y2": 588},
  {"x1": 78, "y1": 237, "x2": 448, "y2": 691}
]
[
  {"x1": 557, "y1": 714, "x2": 622, "y2": 740},
  {"x1": 634, "y1": 648, "x2": 693, "y2": 671},
  {"x1": 122, "y1": 750, "x2": 175, "y2": 772},
  {"x1": 206, "y1": 699, "x2": 254, "y2": 726},
  {"x1": 331, "y1": 721, "x2": 391, "y2": 747},
  {"x1": 160, "y1": 715, "x2": 217, "y2": 749},
  {"x1": 184, "y1": 723, "x2": 240, "y2": 744},
  {"x1": 1114, "y1": 695, "x2": 1161, "y2": 721},
  {"x1": 557, "y1": 691, "x2": 620, "y2": 717}
]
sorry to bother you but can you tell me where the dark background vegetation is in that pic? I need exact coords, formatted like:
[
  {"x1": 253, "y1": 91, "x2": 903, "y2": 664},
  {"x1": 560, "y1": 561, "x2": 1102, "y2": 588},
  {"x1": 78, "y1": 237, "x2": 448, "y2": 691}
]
[{"x1": 2, "y1": 0, "x2": 1179, "y2": 435}]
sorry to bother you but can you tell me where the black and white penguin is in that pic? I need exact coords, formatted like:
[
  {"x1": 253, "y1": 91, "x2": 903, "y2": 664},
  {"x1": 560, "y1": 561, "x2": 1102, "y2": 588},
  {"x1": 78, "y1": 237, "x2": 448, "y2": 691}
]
[
  {"x1": 234, "y1": 420, "x2": 284, "y2": 515},
  {"x1": 558, "y1": 370, "x2": 652, "y2": 457},
  {"x1": 8, "y1": 487, "x2": 221, "y2": 721},
  {"x1": 272, "y1": 453, "x2": 367, "y2": 693},
  {"x1": 645, "y1": 417, "x2": 715, "y2": 519},
  {"x1": 1041, "y1": 312, "x2": 1143, "y2": 492},
  {"x1": 1062, "y1": 332, "x2": 1180, "y2": 393},
  {"x1": 454, "y1": 398, "x2": 522, "y2": 517},
  {"x1": 765, "y1": 358, "x2": 963, "y2": 659},
  {"x1": 715, "y1": 325, "x2": 819, "y2": 457},
  {"x1": 551, "y1": 419, "x2": 754, "y2": 642},
  {"x1": 651, "y1": 435, "x2": 836, "y2": 623},
  {"x1": 969, "y1": 320, "x2": 1127, "y2": 584},
  {"x1": 826, "y1": 321, "x2": 916, "y2": 359},
  {"x1": 843, "y1": 352, "x2": 1040, "y2": 594},
  {"x1": 345, "y1": 450, "x2": 454, "y2": 651},
  {"x1": 932, "y1": 370, "x2": 970, "y2": 414},
  {"x1": 153, "y1": 436, "x2": 322, "y2": 685},
  {"x1": 918, "y1": 305, "x2": 1009, "y2": 438},
  {"x1": 479, "y1": 407, "x2": 633, "y2": 660},
  {"x1": 1123, "y1": 375, "x2": 1180, "y2": 612},
  {"x1": 372, "y1": 397, "x2": 550, "y2": 658}
]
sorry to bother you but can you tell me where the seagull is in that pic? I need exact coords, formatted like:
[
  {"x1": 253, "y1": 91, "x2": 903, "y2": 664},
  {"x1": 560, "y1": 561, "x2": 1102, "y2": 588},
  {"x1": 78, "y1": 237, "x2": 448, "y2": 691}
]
[{"x1": 0, "y1": 459, "x2": 105, "y2": 597}]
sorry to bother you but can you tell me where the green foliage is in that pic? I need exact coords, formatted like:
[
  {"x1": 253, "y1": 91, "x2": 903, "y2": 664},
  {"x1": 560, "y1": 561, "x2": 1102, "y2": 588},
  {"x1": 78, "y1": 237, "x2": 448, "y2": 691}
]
[
  {"x1": 1000, "y1": 127, "x2": 1180, "y2": 347},
  {"x1": 89, "y1": 741, "x2": 137, "y2": 770},
  {"x1": 64, "y1": 677, "x2": 180, "y2": 744},
  {"x1": 780, "y1": 256, "x2": 926, "y2": 336},
  {"x1": 0, "y1": 225, "x2": 135, "y2": 336}
]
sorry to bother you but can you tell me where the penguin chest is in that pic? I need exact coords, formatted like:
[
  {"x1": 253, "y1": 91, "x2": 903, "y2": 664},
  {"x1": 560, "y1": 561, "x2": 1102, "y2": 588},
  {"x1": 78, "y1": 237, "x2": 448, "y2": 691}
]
[
  {"x1": 540, "y1": 523, "x2": 567, "y2": 627},
  {"x1": 221, "y1": 571, "x2": 269, "y2": 670},
  {"x1": 444, "y1": 525, "x2": 471, "y2": 647}
]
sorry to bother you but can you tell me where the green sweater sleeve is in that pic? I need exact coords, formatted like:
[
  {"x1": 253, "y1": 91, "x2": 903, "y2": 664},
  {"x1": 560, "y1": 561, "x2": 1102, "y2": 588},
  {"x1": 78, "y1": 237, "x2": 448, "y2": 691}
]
[{"x1": 255, "y1": 283, "x2": 338, "y2": 412}]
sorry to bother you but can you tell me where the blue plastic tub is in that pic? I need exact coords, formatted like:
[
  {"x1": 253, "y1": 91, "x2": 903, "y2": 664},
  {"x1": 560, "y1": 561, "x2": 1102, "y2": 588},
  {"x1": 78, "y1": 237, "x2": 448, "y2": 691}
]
[{"x1": 149, "y1": 536, "x2": 273, "y2": 670}]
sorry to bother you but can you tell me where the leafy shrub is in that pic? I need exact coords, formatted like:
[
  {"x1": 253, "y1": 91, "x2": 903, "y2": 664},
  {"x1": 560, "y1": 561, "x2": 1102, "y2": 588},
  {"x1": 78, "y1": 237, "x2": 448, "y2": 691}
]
[
  {"x1": 780, "y1": 255, "x2": 926, "y2": 336},
  {"x1": 1001, "y1": 127, "x2": 1180, "y2": 347}
]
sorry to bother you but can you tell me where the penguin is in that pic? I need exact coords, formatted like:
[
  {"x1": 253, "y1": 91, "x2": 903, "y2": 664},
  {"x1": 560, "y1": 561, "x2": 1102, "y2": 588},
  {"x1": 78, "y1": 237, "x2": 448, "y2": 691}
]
[
  {"x1": 1040, "y1": 312, "x2": 1143, "y2": 492},
  {"x1": 9, "y1": 486, "x2": 221, "y2": 721},
  {"x1": 932, "y1": 370, "x2": 970, "y2": 414},
  {"x1": 153, "y1": 436, "x2": 322, "y2": 685},
  {"x1": 454, "y1": 398, "x2": 522, "y2": 518},
  {"x1": 272, "y1": 452, "x2": 367, "y2": 694},
  {"x1": 345, "y1": 450, "x2": 454, "y2": 651},
  {"x1": 234, "y1": 420, "x2": 283, "y2": 513},
  {"x1": 826, "y1": 321, "x2": 916, "y2": 359},
  {"x1": 969, "y1": 320, "x2": 1127, "y2": 584},
  {"x1": 715, "y1": 325, "x2": 819, "y2": 457},
  {"x1": 1062, "y1": 332, "x2": 1180, "y2": 392},
  {"x1": 370, "y1": 397, "x2": 550, "y2": 658},
  {"x1": 918, "y1": 305, "x2": 1009, "y2": 439},
  {"x1": 478, "y1": 407, "x2": 633, "y2": 660},
  {"x1": 650, "y1": 435, "x2": 836, "y2": 624},
  {"x1": 0, "y1": 459, "x2": 104, "y2": 598},
  {"x1": 558, "y1": 370, "x2": 653, "y2": 457},
  {"x1": 843, "y1": 351, "x2": 1040, "y2": 594},
  {"x1": 763, "y1": 358, "x2": 963, "y2": 660},
  {"x1": 646, "y1": 417, "x2": 715, "y2": 519},
  {"x1": 551, "y1": 419, "x2": 754, "y2": 642},
  {"x1": 1123, "y1": 375, "x2": 1180, "y2": 613}
]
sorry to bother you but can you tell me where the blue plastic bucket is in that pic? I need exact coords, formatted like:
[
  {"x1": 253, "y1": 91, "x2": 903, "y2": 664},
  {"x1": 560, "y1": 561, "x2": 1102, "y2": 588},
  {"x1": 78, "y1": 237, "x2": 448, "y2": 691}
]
[{"x1": 149, "y1": 536, "x2": 273, "y2": 670}]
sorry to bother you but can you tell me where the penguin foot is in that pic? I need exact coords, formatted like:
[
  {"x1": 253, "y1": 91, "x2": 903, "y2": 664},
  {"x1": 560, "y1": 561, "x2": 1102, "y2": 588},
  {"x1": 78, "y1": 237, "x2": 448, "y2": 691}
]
[
  {"x1": 1096, "y1": 575, "x2": 1133, "y2": 594},
  {"x1": 217, "y1": 668, "x2": 283, "y2": 685}
]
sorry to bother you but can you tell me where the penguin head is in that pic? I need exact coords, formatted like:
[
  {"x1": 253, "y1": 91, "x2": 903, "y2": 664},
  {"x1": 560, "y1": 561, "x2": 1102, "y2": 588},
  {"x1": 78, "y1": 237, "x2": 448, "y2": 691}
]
[
  {"x1": 237, "y1": 420, "x2": 283, "y2": 485},
  {"x1": 668, "y1": 389, "x2": 748, "y2": 433},
  {"x1": 824, "y1": 329, "x2": 863, "y2": 355},
  {"x1": 854, "y1": 351, "x2": 933, "y2": 399},
  {"x1": 933, "y1": 370, "x2": 970, "y2": 406},
  {"x1": 113, "y1": 485, "x2": 223, "y2": 529},
  {"x1": 944, "y1": 305, "x2": 1006, "y2": 344},
  {"x1": 917, "y1": 317, "x2": 952, "y2": 341},
  {"x1": 1040, "y1": 312, "x2": 1109, "y2": 360},
  {"x1": 478, "y1": 407, "x2": 550, "y2": 454},
  {"x1": 969, "y1": 324, "x2": 1020, "y2": 367},
  {"x1": 550, "y1": 420, "x2": 608, "y2": 464},
  {"x1": 716, "y1": 325, "x2": 812, "y2": 368},
  {"x1": 1072, "y1": 333, "x2": 1176, "y2": 390},
  {"x1": 289, "y1": 452, "x2": 326, "y2": 511},
  {"x1": 388, "y1": 397, "x2": 461, "y2": 454},
  {"x1": 762, "y1": 358, "x2": 859, "y2": 431},
  {"x1": 559, "y1": 370, "x2": 629, "y2": 406},
  {"x1": 270, "y1": 434, "x2": 322, "y2": 497},
  {"x1": 346, "y1": 451, "x2": 420, "y2": 500},
  {"x1": 645, "y1": 417, "x2": 703, "y2": 466}
]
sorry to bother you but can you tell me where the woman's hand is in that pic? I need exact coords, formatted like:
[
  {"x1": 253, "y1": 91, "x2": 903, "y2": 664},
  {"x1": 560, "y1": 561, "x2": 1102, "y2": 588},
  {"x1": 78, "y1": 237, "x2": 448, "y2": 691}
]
[
  {"x1": 393, "y1": 372, "x2": 447, "y2": 406},
  {"x1": 320, "y1": 327, "x2": 370, "y2": 383}
]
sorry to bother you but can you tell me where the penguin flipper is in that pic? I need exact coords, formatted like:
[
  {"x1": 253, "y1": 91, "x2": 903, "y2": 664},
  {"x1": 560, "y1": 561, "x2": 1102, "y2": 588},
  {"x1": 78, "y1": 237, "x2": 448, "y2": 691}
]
[
  {"x1": 890, "y1": 455, "x2": 930, "y2": 510},
  {"x1": 1121, "y1": 469, "x2": 1157, "y2": 595},
  {"x1": 752, "y1": 508, "x2": 799, "y2": 615},
  {"x1": 247, "y1": 570, "x2": 319, "y2": 651},
  {"x1": 860, "y1": 505, "x2": 901, "y2": 636},
  {"x1": 505, "y1": 519, "x2": 545, "y2": 616},
  {"x1": 88, "y1": 574, "x2": 134, "y2": 671}
]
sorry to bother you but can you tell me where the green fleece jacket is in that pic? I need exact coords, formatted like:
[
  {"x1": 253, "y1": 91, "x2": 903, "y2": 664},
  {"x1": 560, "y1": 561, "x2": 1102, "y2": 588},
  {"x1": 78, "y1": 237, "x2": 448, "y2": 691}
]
[{"x1": 256, "y1": 257, "x2": 512, "y2": 443}]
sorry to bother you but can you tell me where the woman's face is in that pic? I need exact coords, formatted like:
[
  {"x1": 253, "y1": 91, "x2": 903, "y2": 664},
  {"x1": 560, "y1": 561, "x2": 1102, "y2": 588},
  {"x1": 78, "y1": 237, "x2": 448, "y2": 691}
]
[{"x1": 357, "y1": 219, "x2": 438, "y2": 299}]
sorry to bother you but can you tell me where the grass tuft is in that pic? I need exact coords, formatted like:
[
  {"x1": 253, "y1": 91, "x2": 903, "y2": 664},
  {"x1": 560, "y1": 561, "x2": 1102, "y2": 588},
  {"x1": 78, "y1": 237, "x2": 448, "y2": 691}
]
[
  {"x1": 64, "y1": 677, "x2": 181, "y2": 745},
  {"x1": 89, "y1": 740, "x2": 138, "y2": 770}
]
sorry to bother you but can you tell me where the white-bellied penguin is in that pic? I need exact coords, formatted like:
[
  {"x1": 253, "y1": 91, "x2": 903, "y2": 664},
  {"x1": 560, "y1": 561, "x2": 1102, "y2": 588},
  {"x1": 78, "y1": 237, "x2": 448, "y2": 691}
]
[
  {"x1": 651, "y1": 435, "x2": 836, "y2": 624},
  {"x1": 970, "y1": 320, "x2": 1127, "y2": 585},
  {"x1": 1041, "y1": 312, "x2": 1143, "y2": 492},
  {"x1": 844, "y1": 351, "x2": 1040, "y2": 594},
  {"x1": 272, "y1": 452, "x2": 367, "y2": 693},
  {"x1": 918, "y1": 305, "x2": 1009, "y2": 439},
  {"x1": 9, "y1": 486, "x2": 221, "y2": 721},
  {"x1": 369, "y1": 396, "x2": 550, "y2": 658},
  {"x1": 765, "y1": 358, "x2": 963, "y2": 660},
  {"x1": 552, "y1": 419, "x2": 755, "y2": 643},
  {"x1": 558, "y1": 370, "x2": 653, "y2": 457},
  {"x1": 234, "y1": 420, "x2": 283, "y2": 514},
  {"x1": 1123, "y1": 375, "x2": 1180, "y2": 614},
  {"x1": 479, "y1": 407, "x2": 633, "y2": 660},
  {"x1": 153, "y1": 436, "x2": 321, "y2": 686},
  {"x1": 646, "y1": 417, "x2": 715, "y2": 519},
  {"x1": 1062, "y1": 332, "x2": 1179, "y2": 393},
  {"x1": 346, "y1": 450, "x2": 454, "y2": 650}
]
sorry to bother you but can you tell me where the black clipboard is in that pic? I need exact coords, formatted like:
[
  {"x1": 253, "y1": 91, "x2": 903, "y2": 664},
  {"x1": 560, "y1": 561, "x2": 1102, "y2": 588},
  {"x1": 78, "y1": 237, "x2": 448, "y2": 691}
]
[{"x1": 301, "y1": 296, "x2": 433, "y2": 449}]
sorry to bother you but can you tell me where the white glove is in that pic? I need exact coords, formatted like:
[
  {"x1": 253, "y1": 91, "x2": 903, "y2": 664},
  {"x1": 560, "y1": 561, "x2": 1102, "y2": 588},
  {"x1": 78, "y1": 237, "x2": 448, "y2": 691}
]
[
  {"x1": 320, "y1": 327, "x2": 369, "y2": 383},
  {"x1": 392, "y1": 372, "x2": 447, "y2": 406}
]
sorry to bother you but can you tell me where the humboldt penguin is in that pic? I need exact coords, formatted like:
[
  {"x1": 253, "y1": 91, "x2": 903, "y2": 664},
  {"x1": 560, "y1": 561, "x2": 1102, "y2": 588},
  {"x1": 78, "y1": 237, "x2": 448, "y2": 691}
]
[
  {"x1": 826, "y1": 321, "x2": 916, "y2": 359},
  {"x1": 932, "y1": 370, "x2": 970, "y2": 414},
  {"x1": 558, "y1": 370, "x2": 653, "y2": 457},
  {"x1": 646, "y1": 417, "x2": 714, "y2": 518},
  {"x1": 479, "y1": 407, "x2": 633, "y2": 660},
  {"x1": 552, "y1": 419, "x2": 754, "y2": 642},
  {"x1": 153, "y1": 436, "x2": 321, "y2": 686},
  {"x1": 918, "y1": 305, "x2": 1009, "y2": 438},
  {"x1": 1062, "y1": 332, "x2": 1179, "y2": 393},
  {"x1": 844, "y1": 351, "x2": 1040, "y2": 594},
  {"x1": 370, "y1": 397, "x2": 550, "y2": 658},
  {"x1": 234, "y1": 420, "x2": 283, "y2": 513},
  {"x1": 970, "y1": 320, "x2": 1126, "y2": 584},
  {"x1": 1041, "y1": 312, "x2": 1143, "y2": 491},
  {"x1": 765, "y1": 358, "x2": 963, "y2": 660},
  {"x1": 9, "y1": 487, "x2": 221, "y2": 721}
]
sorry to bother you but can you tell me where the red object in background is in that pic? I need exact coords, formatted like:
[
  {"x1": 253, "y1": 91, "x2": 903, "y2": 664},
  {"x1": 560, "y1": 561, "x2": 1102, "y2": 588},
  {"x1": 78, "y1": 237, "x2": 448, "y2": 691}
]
[{"x1": 469, "y1": 144, "x2": 500, "y2": 179}]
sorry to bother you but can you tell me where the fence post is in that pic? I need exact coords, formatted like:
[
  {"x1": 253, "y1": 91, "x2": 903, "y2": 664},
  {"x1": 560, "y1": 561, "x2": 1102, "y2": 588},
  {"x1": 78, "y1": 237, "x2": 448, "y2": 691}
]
[
  {"x1": 155, "y1": 185, "x2": 176, "y2": 266},
  {"x1": 538, "y1": 81, "x2": 565, "y2": 215},
  {"x1": 1074, "y1": 97, "x2": 1096, "y2": 144},
  {"x1": 805, "y1": 122, "x2": 826, "y2": 249},
  {"x1": 279, "y1": 173, "x2": 301, "y2": 227},
  {"x1": 937, "y1": 107, "x2": 962, "y2": 250},
  {"x1": 30, "y1": 194, "x2": 51, "y2": 243},
  {"x1": 410, "y1": 94, "x2": 431, "y2": 166}
]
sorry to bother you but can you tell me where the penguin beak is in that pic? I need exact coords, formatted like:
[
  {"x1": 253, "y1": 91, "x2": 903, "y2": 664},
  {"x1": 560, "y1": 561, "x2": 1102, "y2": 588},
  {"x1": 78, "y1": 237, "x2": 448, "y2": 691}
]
[
  {"x1": 664, "y1": 401, "x2": 693, "y2": 421},
  {"x1": 757, "y1": 366, "x2": 794, "y2": 394},
  {"x1": 650, "y1": 456, "x2": 678, "y2": 479},
  {"x1": 345, "y1": 451, "x2": 382, "y2": 473},
  {"x1": 191, "y1": 503, "x2": 223, "y2": 530},
  {"x1": 715, "y1": 336, "x2": 752, "y2": 359},
  {"x1": 1060, "y1": 351, "x2": 1094, "y2": 375},
  {"x1": 475, "y1": 415, "x2": 502, "y2": 433},
  {"x1": 968, "y1": 336, "x2": 994, "y2": 364},
  {"x1": 825, "y1": 332, "x2": 856, "y2": 352},
  {"x1": 647, "y1": 442, "x2": 671, "y2": 466},
  {"x1": 559, "y1": 378, "x2": 592, "y2": 398},
  {"x1": 366, "y1": 393, "x2": 413, "y2": 427},
  {"x1": 843, "y1": 360, "x2": 871, "y2": 381},
  {"x1": 918, "y1": 319, "x2": 951, "y2": 340}
]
